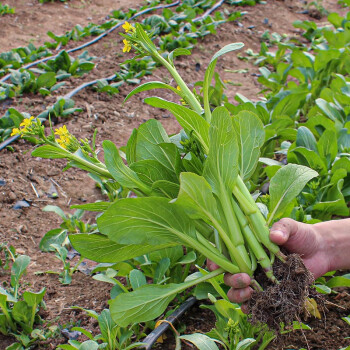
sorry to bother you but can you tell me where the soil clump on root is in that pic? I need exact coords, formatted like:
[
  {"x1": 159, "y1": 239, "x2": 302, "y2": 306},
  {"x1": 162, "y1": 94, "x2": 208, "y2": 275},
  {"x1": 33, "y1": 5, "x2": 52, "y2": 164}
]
[{"x1": 248, "y1": 254, "x2": 322, "y2": 330}]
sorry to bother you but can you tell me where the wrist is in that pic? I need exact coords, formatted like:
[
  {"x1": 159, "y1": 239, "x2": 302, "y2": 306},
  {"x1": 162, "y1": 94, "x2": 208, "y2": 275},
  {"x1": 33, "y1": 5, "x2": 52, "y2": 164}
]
[{"x1": 313, "y1": 219, "x2": 350, "y2": 272}]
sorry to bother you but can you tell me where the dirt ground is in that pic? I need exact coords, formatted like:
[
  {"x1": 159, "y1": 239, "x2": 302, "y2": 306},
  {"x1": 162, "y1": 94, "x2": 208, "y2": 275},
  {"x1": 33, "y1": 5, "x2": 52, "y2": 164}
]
[{"x1": 0, "y1": 0, "x2": 349, "y2": 349}]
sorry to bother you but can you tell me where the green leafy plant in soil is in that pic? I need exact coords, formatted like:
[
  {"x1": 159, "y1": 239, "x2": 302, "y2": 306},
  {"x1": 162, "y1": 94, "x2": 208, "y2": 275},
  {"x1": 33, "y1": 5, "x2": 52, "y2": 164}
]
[
  {"x1": 0, "y1": 100, "x2": 82, "y2": 144},
  {"x1": 0, "y1": 50, "x2": 95, "y2": 100},
  {"x1": 201, "y1": 294, "x2": 276, "y2": 349},
  {"x1": 0, "y1": 3, "x2": 14, "y2": 16},
  {"x1": 37, "y1": 205, "x2": 97, "y2": 284},
  {"x1": 0, "y1": 246, "x2": 58, "y2": 349},
  {"x1": 57, "y1": 308, "x2": 145, "y2": 350},
  {"x1": 226, "y1": 10, "x2": 350, "y2": 220},
  {"x1": 18, "y1": 22, "x2": 325, "y2": 333}
]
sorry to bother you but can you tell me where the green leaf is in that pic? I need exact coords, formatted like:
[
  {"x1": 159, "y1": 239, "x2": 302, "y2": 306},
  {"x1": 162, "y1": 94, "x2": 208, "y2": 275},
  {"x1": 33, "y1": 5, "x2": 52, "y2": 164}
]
[
  {"x1": 288, "y1": 147, "x2": 327, "y2": 175},
  {"x1": 42, "y1": 205, "x2": 67, "y2": 220},
  {"x1": 23, "y1": 288, "x2": 46, "y2": 307},
  {"x1": 36, "y1": 72, "x2": 56, "y2": 89},
  {"x1": 129, "y1": 269, "x2": 147, "y2": 290},
  {"x1": 135, "y1": 119, "x2": 181, "y2": 176},
  {"x1": 32, "y1": 145, "x2": 69, "y2": 159},
  {"x1": 151, "y1": 180, "x2": 180, "y2": 198},
  {"x1": 153, "y1": 258, "x2": 171, "y2": 284},
  {"x1": 326, "y1": 276, "x2": 350, "y2": 288},
  {"x1": 203, "y1": 43, "x2": 244, "y2": 121},
  {"x1": 236, "y1": 339, "x2": 257, "y2": 350},
  {"x1": 271, "y1": 90, "x2": 308, "y2": 120},
  {"x1": 0, "y1": 287, "x2": 17, "y2": 302},
  {"x1": 296, "y1": 127, "x2": 318, "y2": 152},
  {"x1": 168, "y1": 48, "x2": 191, "y2": 66},
  {"x1": 203, "y1": 107, "x2": 238, "y2": 194},
  {"x1": 316, "y1": 98, "x2": 344, "y2": 123},
  {"x1": 317, "y1": 130, "x2": 338, "y2": 165},
  {"x1": 5, "y1": 342, "x2": 23, "y2": 350},
  {"x1": 233, "y1": 111, "x2": 265, "y2": 181},
  {"x1": 177, "y1": 251, "x2": 197, "y2": 265},
  {"x1": 130, "y1": 159, "x2": 177, "y2": 186},
  {"x1": 176, "y1": 172, "x2": 219, "y2": 221},
  {"x1": 314, "y1": 284, "x2": 331, "y2": 294},
  {"x1": 144, "y1": 97, "x2": 210, "y2": 152},
  {"x1": 149, "y1": 246, "x2": 183, "y2": 264},
  {"x1": 12, "y1": 301, "x2": 32, "y2": 332},
  {"x1": 102, "y1": 140, "x2": 150, "y2": 193},
  {"x1": 79, "y1": 340, "x2": 99, "y2": 350},
  {"x1": 39, "y1": 228, "x2": 67, "y2": 252},
  {"x1": 110, "y1": 284, "x2": 179, "y2": 326},
  {"x1": 126, "y1": 129, "x2": 137, "y2": 165},
  {"x1": 69, "y1": 234, "x2": 177, "y2": 263},
  {"x1": 312, "y1": 179, "x2": 349, "y2": 220},
  {"x1": 98, "y1": 310, "x2": 118, "y2": 347},
  {"x1": 210, "y1": 43, "x2": 245, "y2": 64},
  {"x1": 269, "y1": 164, "x2": 318, "y2": 222},
  {"x1": 124, "y1": 81, "x2": 180, "y2": 104},
  {"x1": 11, "y1": 255, "x2": 30, "y2": 289},
  {"x1": 71, "y1": 327, "x2": 94, "y2": 340},
  {"x1": 179, "y1": 333, "x2": 221, "y2": 350},
  {"x1": 327, "y1": 12, "x2": 343, "y2": 27},
  {"x1": 97, "y1": 197, "x2": 195, "y2": 245}
]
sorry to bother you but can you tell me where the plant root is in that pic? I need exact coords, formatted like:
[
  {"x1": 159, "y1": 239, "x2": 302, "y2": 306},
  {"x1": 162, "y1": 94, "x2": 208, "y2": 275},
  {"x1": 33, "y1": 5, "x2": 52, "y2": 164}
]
[{"x1": 247, "y1": 253, "x2": 323, "y2": 330}]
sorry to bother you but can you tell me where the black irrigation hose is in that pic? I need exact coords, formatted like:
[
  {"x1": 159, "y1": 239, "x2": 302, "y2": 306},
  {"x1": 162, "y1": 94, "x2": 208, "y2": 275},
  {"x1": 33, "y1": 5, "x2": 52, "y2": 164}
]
[
  {"x1": 140, "y1": 296, "x2": 197, "y2": 350},
  {"x1": 0, "y1": 134, "x2": 19, "y2": 150},
  {"x1": 0, "y1": 0, "x2": 180, "y2": 84},
  {"x1": 63, "y1": 73, "x2": 116, "y2": 99},
  {"x1": 179, "y1": 0, "x2": 225, "y2": 33},
  {"x1": 193, "y1": 0, "x2": 225, "y2": 22}
]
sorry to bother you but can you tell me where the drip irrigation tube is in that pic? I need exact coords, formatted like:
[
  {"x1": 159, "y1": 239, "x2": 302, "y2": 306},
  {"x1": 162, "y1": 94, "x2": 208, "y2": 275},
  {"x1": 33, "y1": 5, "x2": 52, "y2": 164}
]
[
  {"x1": 0, "y1": 134, "x2": 19, "y2": 150},
  {"x1": 0, "y1": 0, "x2": 180, "y2": 84},
  {"x1": 63, "y1": 73, "x2": 116, "y2": 100},
  {"x1": 193, "y1": 0, "x2": 225, "y2": 22},
  {"x1": 140, "y1": 296, "x2": 197, "y2": 349},
  {"x1": 179, "y1": 0, "x2": 225, "y2": 33}
]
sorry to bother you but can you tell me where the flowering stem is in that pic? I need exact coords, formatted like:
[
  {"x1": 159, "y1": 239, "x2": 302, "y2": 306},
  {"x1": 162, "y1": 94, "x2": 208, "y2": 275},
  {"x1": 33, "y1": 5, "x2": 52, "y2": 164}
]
[{"x1": 44, "y1": 139, "x2": 113, "y2": 179}]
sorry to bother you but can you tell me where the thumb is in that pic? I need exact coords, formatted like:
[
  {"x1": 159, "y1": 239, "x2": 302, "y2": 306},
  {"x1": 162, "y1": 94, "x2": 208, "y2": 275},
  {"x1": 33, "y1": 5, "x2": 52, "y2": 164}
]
[{"x1": 270, "y1": 218, "x2": 302, "y2": 246}]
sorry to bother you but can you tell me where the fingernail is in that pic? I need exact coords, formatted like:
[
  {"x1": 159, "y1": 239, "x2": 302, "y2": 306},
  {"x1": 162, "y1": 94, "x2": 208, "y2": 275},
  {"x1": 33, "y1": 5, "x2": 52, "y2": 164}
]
[{"x1": 272, "y1": 230, "x2": 286, "y2": 239}]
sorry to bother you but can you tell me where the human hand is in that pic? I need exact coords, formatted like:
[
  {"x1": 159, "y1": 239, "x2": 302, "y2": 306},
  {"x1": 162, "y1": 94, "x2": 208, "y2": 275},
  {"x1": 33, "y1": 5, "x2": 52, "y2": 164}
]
[{"x1": 208, "y1": 218, "x2": 332, "y2": 311}]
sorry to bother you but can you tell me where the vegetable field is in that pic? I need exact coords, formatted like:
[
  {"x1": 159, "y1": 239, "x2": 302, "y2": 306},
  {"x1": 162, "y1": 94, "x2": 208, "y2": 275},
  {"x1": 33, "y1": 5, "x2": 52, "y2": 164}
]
[{"x1": 0, "y1": 0, "x2": 349, "y2": 349}]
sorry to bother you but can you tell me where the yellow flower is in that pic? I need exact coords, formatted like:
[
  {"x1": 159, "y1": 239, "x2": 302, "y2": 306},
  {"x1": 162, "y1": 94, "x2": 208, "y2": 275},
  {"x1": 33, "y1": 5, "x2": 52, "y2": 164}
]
[
  {"x1": 20, "y1": 116, "x2": 34, "y2": 127},
  {"x1": 55, "y1": 127, "x2": 79, "y2": 152},
  {"x1": 122, "y1": 21, "x2": 135, "y2": 33},
  {"x1": 123, "y1": 39, "x2": 132, "y2": 53},
  {"x1": 55, "y1": 125, "x2": 69, "y2": 137},
  {"x1": 176, "y1": 86, "x2": 181, "y2": 91},
  {"x1": 56, "y1": 135, "x2": 70, "y2": 149},
  {"x1": 19, "y1": 116, "x2": 35, "y2": 132},
  {"x1": 11, "y1": 128, "x2": 20, "y2": 136}
]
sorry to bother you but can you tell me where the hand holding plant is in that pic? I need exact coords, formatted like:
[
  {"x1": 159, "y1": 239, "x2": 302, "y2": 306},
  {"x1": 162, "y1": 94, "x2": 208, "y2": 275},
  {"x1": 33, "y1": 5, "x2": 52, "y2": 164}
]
[{"x1": 212, "y1": 218, "x2": 350, "y2": 312}]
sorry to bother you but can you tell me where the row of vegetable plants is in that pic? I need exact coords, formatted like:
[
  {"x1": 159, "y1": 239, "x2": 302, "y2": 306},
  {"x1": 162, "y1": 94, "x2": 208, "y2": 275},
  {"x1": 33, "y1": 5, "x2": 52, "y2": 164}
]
[
  {"x1": 1, "y1": 2, "x2": 350, "y2": 350},
  {"x1": 0, "y1": 0, "x2": 253, "y2": 145}
]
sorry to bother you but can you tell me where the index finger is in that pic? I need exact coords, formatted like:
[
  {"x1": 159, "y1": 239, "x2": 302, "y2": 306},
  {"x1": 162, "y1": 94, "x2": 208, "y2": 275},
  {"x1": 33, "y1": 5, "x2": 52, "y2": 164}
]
[{"x1": 207, "y1": 259, "x2": 220, "y2": 271}]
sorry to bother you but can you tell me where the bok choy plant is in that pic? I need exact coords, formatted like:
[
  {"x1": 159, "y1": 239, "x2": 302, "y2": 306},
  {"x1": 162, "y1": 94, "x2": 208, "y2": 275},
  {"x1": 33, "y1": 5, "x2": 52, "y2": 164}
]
[{"x1": 24, "y1": 23, "x2": 319, "y2": 328}]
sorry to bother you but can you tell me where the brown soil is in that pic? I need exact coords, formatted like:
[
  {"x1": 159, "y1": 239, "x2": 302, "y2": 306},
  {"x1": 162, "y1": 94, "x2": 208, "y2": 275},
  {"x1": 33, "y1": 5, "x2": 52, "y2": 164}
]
[{"x1": 0, "y1": 0, "x2": 349, "y2": 349}]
